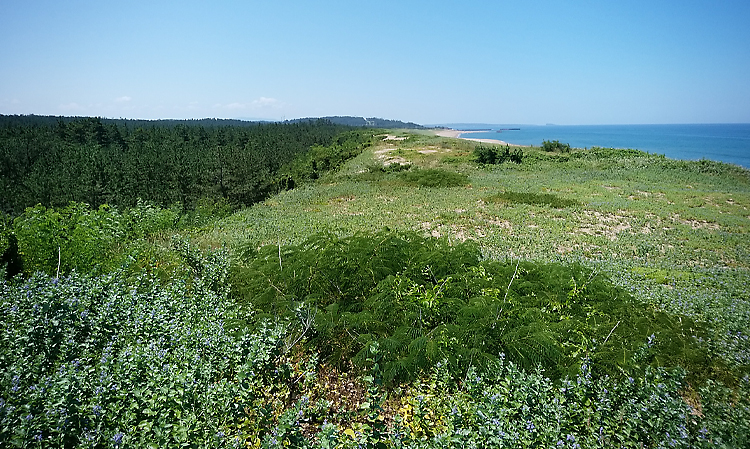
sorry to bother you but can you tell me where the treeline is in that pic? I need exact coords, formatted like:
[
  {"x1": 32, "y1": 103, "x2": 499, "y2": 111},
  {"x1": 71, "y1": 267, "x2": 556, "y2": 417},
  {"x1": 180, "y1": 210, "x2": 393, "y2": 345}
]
[
  {"x1": 289, "y1": 116, "x2": 425, "y2": 129},
  {"x1": 0, "y1": 114, "x2": 280, "y2": 129},
  {"x1": 0, "y1": 116, "x2": 373, "y2": 215}
]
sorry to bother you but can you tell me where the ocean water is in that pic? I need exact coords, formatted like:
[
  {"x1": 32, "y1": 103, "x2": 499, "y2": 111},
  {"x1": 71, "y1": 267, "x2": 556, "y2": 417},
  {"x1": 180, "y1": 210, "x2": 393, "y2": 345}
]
[{"x1": 443, "y1": 124, "x2": 750, "y2": 168}]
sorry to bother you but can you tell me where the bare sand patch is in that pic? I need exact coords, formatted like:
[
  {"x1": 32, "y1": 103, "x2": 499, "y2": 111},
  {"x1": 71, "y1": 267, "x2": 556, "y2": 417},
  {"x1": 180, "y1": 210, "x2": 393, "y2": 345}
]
[
  {"x1": 575, "y1": 211, "x2": 632, "y2": 240},
  {"x1": 489, "y1": 219, "x2": 512, "y2": 229},
  {"x1": 671, "y1": 214, "x2": 720, "y2": 230},
  {"x1": 383, "y1": 157, "x2": 408, "y2": 166},
  {"x1": 373, "y1": 147, "x2": 408, "y2": 165},
  {"x1": 433, "y1": 129, "x2": 514, "y2": 146},
  {"x1": 463, "y1": 137, "x2": 511, "y2": 145},
  {"x1": 434, "y1": 129, "x2": 465, "y2": 138}
]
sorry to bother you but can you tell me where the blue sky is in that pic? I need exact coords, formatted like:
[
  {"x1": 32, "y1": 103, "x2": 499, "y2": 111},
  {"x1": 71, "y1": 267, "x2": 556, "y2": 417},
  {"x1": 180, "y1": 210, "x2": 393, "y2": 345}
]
[{"x1": 1, "y1": 0, "x2": 749, "y2": 125}]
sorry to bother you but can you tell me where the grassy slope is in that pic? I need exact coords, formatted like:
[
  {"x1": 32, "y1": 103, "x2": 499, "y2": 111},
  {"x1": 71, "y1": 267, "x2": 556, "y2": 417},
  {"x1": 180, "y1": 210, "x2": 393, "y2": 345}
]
[{"x1": 197, "y1": 130, "x2": 750, "y2": 369}]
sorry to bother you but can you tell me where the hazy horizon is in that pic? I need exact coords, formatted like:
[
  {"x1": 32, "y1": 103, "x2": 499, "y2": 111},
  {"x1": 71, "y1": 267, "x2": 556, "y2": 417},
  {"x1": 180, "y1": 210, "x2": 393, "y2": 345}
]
[{"x1": 2, "y1": 1, "x2": 749, "y2": 125}]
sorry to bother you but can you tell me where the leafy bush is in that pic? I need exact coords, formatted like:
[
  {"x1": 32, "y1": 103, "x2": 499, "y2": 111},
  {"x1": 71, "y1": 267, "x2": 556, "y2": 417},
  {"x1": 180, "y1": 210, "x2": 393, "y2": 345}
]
[
  {"x1": 194, "y1": 196, "x2": 233, "y2": 220},
  {"x1": 0, "y1": 214, "x2": 9, "y2": 258},
  {"x1": 575, "y1": 146, "x2": 643, "y2": 159},
  {"x1": 10, "y1": 200, "x2": 236, "y2": 280},
  {"x1": 13, "y1": 202, "x2": 125, "y2": 276},
  {"x1": 0, "y1": 245, "x2": 308, "y2": 448},
  {"x1": 542, "y1": 140, "x2": 572, "y2": 153},
  {"x1": 388, "y1": 358, "x2": 750, "y2": 448},
  {"x1": 123, "y1": 199, "x2": 180, "y2": 239}
]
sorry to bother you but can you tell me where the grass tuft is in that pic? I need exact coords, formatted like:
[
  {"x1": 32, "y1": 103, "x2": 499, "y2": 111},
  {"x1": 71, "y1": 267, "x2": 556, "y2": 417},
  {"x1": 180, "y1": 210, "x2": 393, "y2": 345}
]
[{"x1": 486, "y1": 190, "x2": 581, "y2": 208}]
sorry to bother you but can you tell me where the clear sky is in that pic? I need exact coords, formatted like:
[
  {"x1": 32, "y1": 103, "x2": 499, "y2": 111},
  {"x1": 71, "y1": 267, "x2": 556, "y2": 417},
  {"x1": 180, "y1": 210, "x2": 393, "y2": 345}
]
[{"x1": 1, "y1": 0, "x2": 749, "y2": 125}]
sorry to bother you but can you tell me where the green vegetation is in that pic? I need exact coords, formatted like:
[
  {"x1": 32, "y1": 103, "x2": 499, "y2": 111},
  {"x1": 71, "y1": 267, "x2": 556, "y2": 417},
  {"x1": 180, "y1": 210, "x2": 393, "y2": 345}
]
[
  {"x1": 0, "y1": 115, "x2": 373, "y2": 215},
  {"x1": 12, "y1": 202, "x2": 124, "y2": 276},
  {"x1": 399, "y1": 168, "x2": 470, "y2": 188},
  {"x1": 233, "y1": 231, "x2": 713, "y2": 385},
  {"x1": 486, "y1": 191, "x2": 580, "y2": 208},
  {"x1": 542, "y1": 140, "x2": 572, "y2": 153},
  {"x1": 474, "y1": 144, "x2": 524, "y2": 164},
  {"x1": 2, "y1": 123, "x2": 750, "y2": 447},
  {"x1": 288, "y1": 116, "x2": 425, "y2": 129}
]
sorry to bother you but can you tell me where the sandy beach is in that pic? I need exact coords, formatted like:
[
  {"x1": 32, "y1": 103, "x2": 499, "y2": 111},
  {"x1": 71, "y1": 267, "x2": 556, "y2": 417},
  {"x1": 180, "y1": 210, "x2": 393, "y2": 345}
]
[{"x1": 434, "y1": 129, "x2": 516, "y2": 146}]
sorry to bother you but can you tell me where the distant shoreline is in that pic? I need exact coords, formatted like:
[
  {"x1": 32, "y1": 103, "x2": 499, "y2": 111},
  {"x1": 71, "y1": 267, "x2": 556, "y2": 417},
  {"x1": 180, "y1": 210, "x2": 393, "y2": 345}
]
[
  {"x1": 434, "y1": 129, "x2": 526, "y2": 146},
  {"x1": 435, "y1": 124, "x2": 750, "y2": 168}
]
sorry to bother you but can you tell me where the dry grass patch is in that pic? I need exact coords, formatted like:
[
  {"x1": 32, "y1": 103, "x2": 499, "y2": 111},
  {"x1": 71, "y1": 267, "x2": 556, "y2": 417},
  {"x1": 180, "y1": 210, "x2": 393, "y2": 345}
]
[
  {"x1": 671, "y1": 213, "x2": 721, "y2": 230},
  {"x1": 575, "y1": 210, "x2": 633, "y2": 240}
]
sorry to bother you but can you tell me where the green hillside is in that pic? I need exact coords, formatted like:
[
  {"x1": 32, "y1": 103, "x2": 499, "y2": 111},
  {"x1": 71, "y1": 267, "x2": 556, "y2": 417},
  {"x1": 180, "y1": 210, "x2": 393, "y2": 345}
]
[{"x1": 2, "y1": 127, "x2": 749, "y2": 447}]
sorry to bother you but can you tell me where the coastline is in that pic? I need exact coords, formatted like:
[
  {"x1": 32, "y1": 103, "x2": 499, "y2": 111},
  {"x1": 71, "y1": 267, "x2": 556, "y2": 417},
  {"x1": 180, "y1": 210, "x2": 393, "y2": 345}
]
[
  {"x1": 435, "y1": 124, "x2": 749, "y2": 168},
  {"x1": 434, "y1": 128, "x2": 521, "y2": 146}
]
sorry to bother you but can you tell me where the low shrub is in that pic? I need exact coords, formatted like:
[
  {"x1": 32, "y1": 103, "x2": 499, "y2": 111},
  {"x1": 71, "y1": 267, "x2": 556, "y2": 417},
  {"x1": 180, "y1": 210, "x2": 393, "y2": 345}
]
[
  {"x1": 542, "y1": 140, "x2": 572, "y2": 153},
  {"x1": 232, "y1": 231, "x2": 712, "y2": 384},
  {"x1": 123, "y1": 199, "x2": 180, "y2": 239},
  {"x1": 366, "y1": 162, "x2": 413, "y2": 174},
  {"x1": 2, "y1": 232, "x2": 747, "y2": 447},
  {"x1": 9, "y1": 200, "x2": 232, "y2": 279},
  {"x1": 388, "y1": 358, "x2": 750, "y2": 448},
  {"x1": 474, "y1": 145, "x2": 523, "y2": 164},
  {"x1": 12, "y1": 202, "x2": 125, "y2": 276},
  {"x1": 0, "y1": 244, "x2": 313, "y2": 448},
  {"x1": 399, "y1": 168, "x2": 470, "y2": 188}
]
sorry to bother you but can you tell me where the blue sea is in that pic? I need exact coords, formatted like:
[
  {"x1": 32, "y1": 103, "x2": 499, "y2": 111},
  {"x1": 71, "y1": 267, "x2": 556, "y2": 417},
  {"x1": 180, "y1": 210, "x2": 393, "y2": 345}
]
[{"x1": 441, "y1": 124, "x2": 750, "y2": 169}]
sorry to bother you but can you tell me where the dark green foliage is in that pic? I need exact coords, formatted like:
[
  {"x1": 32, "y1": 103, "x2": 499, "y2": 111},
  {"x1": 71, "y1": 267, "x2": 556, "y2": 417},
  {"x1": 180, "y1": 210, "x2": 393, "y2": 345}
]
[
  {"x1": 0, "y1": 113, "x2": 275, "y2": 129},
  {"x1": 276, "y1": 130, "x2": 374, "y2": 188},
  {"x1": 0, "y1": 116, "x2": 368, "y2": 215},
  {"x1": 232, "y1": 232, "x2": 711, "y2": 384},
  {"x1": 122, "y1": 200, "x2": 181, "y2": 240},
  {"x1": 0, "y1": 213, "x2": 10, "y2": 271},
  {"x1": 665, "y1": 156, "x2": 750, "y2": 178},
  {"x1": 542, "y1": 140, "x2": 572, "y2": 153},
  {"x1": 2, "y1": 266, "x2": 746, "y2": 447},
  {"x1": 366, "y1": 162, "x2": 413, "y2": 174},
  {"x1": 473, "y1": 144, "x2": 523, "y2": 164},
  {"x1": 0, "y1": 212, "x2": 20, "y2": 279},
  {"x1": 8, "y1": 200, "x2": 230, "y2": 279},
  {"x1": 288, "y1": 116, "x2": 425, "y2": 129},
  {"x1": 575, "y1": 146, "x2": 643, "y2": 159},
  {"x1": 487, "y1": 190, "x2": 581, "y2": 208},
  {"x1": 398, "y1": 168, "x2": 470, "y2": 188}
]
